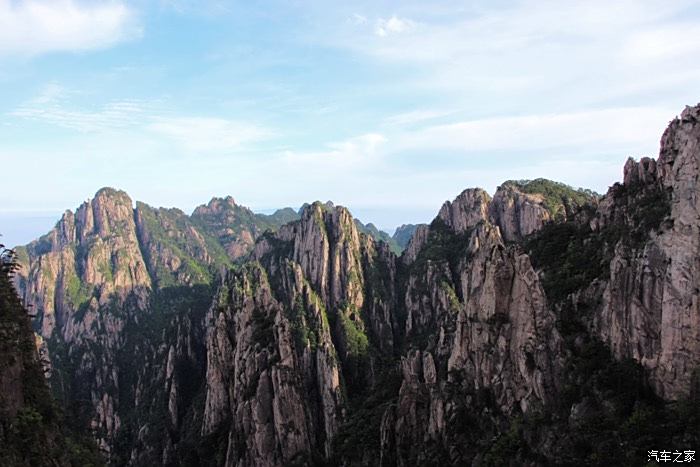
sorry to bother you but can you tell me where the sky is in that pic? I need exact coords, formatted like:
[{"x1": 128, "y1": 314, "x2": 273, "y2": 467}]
[{"x1": 1, "y1": 0, "x2": 700, "y2": 247}]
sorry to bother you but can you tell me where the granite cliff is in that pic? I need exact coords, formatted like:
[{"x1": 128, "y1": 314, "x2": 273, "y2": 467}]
[
  {"x1": 0, "y1": 246, "x2": 102, "y2": 466},
  {"x1": 6, "y1": 104, "x2": 700, "y2": 465}
]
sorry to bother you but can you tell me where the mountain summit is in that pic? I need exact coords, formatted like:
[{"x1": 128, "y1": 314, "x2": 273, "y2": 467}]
[{"x1": 5, "y1": 104, "x2": 700, "y2": 465}]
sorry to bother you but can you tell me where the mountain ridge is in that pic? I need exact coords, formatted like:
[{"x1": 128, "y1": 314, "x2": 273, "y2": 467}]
[{"x1": 7, "y1": 104, "x2": 700, "y2": 465}]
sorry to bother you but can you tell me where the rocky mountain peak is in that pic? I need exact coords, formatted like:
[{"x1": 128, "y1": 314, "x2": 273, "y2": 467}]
[
  {"x1": 623, "y1": 156, "x2": 658, "y2": 186},
  {"x1": 75, "y1": 187, "x2": 137, "y2": 240},
  {"x1": 391, "y1": 223, "x2": 422, "y2": 251},
  {"x1": 260, "y1": 201, "x2": 367, "y2": 311},
  {"x1": 437, "y1": 188, "x2": 491, "y2": 233},
  {"x1": 658, "y1": 104, "x2": 700, "y2": 222},
  {"x1": 190, "y1": 196, "x2": 266, "y2": 261},
  {"x1": 192, "y1": 195, "x2": 237, "y2": 216},
  {"x1": 605, "y1": 102, "x2": 700, "y2": 399},
  {"x1": 10, "y1": 104, "x2": 700, "y2": 466},
  {"x1": 489, "y1": 182, "x2": 551, "y2": 242}
]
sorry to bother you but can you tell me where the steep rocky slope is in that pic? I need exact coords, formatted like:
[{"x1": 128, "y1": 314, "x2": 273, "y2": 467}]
[
  {"x1": 391, "y1": 224, "x2": 422, "y2": 250},
  {"x1": 9, "y1": 104, "x2": 700, "y2": 466},
  {"x1": 378, "y1": 188, "x2": 563, "y2": 465},
  {"x1": 0, "y1": 246, "x2": 102, "y2": 466},
  {"x1": 191, "y1": 197, "x2": 299, "y2": 262},
  {"x1": 11, "y1": 190, "x2": 299, "y2": 460},
  {"x1": 490, "y1": 178, "x2": 598, "y2": 242},
  {"x1": 589, "y1": 106, "x2": 700, "y2": 399},
  {"x1": 354, "y1": 220, "x2": 402, "y2": 254}
]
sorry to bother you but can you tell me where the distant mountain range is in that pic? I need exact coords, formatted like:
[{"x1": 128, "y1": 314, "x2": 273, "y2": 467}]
[{"x1": 3, "y1": 104, "x2": 700, "y2": 466}]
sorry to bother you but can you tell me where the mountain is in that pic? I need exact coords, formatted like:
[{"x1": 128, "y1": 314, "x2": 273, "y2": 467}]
[
  {"x1": 10, "y1": 191, "x2": 300, "y2": 459},
  {"x1": 0, "y1": 247, "x2": 102, "y2": 466},
  {"x1": 190, "y1": 197, "x2": 301, "y2": 262},
  {"x1": 298, "y1": 202, "x2": 402, "y2": 254},
  {"x1": 391, "y1": 224, "x2": 422, "y2": 250},
  {"x1": 354, "y1": 220, "x2": 402, "y2": 255},
  {"x1": 490, "y1": 178, "x2": 599, "y2": 242},
  {"x1": 255, "y1": 207, "x2": 301, "y2": 228},
  {"x1": 7, "y1": 104, "x2": 700, "y2": 466}
]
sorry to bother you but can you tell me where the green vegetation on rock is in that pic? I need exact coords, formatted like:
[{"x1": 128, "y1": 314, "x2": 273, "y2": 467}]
[
  {"x1": 0, "y1": 247, "x2": 103, "y2": 466},
  {"x1": 525, "y1": 179, "x2": 671, "y2": 302},
  {"x1": 338, "y1": 305, "x2": 369, "y2": 359},
  {"x1": 525, "y1": 221, "x2": 608, "y2": 302},
  {"x1": 137, "y1": 202, "x2": 229, "y2": 287},
  {"x1": 392, "y1": 224, "x2": 421, "y2": 250},
  {"x1": 411, "y1": 217, "x2": 473, "y2": 275},
  {"x1": 255, "y1": 207, "x2": 300, "y2": 229},
  {"x1": 505, "y1": 178, "x2": 599, "y2": 220},
  {"x1": 354, "y1": 220, "x2": 402, "y2": 255}
]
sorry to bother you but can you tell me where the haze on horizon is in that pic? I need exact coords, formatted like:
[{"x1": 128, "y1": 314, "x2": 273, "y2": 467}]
[{"x1": 1, "y1": 0, "x2": 700, "y2": 248}]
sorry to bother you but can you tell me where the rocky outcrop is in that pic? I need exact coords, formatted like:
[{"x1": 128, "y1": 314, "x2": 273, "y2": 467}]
[
  {"x1": 203, "y1": 263, "x2": 343, "y2": 466},
  {"x1": 12, "y1": 188, "x2": 301, "y2": 460},
  {"x1": 401, "y1": 180, "x2": 593, "y2": 254},
  {"x1": 437, "y1": 188, "x2": 490, "y2": 234},
  {"x1": 381, "y1": 191, "x2": 563, "y2": 465},
  {"x1": 401, "y1": 224, "x2": 429, "y2": 265},
  {"x1": 14, "y1": 189, "x2": 154, "y2": 453},
  {"x1": 489, "y1": 184, "x2": 551, "y2": 242},
  {"x1": 191, "y1": 196, "x2": 297, "y2": 261},
  {"x1": 1, "y1": 249, "x2": 102, "y2": 465},
  {"x1": 392, "y1": 224, "x2": 422, "y2": 251},
  {"x1": 135, "y1": 202, "x2": 226, "y2": 287},
  {"x1": 11, "y1": 103, "x2": 700, "y2": 466},
  {"x1": 18, "y1": 188, "x2": 151, "y2": 340},
  {"x1": 590, "y1": 105, "x2": 700, "y2": 399},
  {"x1": 203, "y1": 202, "x2": 398, "y2": 465},
  {"x1": 355, "y1": 220, "x2": 402, "y2": 254},
  {"x1": 192, "y1": 196, "x2": 258, "y2": 261}
]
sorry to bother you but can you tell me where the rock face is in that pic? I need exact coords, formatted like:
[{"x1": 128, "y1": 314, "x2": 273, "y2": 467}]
[
  {"x1": 429, "y1": 181, "x2": 594, "y2": 245},
  {"x1": 19, "y1": 188, "x2": 151, "y2": 339},
  {"x1": 15, "y1": 189, "x2": 154, "y2": 452},
  {"x1": 590, "y1": 106, "x2": 700, "y2": 399},
  {"x1": 191, "y1": 196, "x2": 260, "y2": 261},
  {"x1": 355, "y1": 220, "x2": 403, "y2": 254},
  {"x1": 202, "y1": 202, "x2": 398, "y2": 465},
  {"x1": 380, "y1": 191, "x2": 563, "y2": 465},
  {"x1": 135, "y1": 202, "x2": 227, "y2": 287},
  {"x1": 13, "y1": 189, "x2": 299, "y2": 460},
  {"x1": 392, "y1": 224, "x2": 423, "y2": 250},
  {"x1": 191, "y1": 197, "x2": 301, "y2": 261},
  {"x1": 203, "y1": 263, "x2": 343, "y2": 465},
  {"x1": 489, "y1": 184, "x2": 551, "y2": 242},
  {"x1": 0, "y1": 249, "x2": 102, "y2": 465},
  {"x1": 437, "y1": 188, "x2": 491, "y2": 233},
  {"x1": 200, "y1": 189, "x2": 564, "y2": 465},
  {"x1": 11, "y1": 104, "x2": 700, "y2": 466}
]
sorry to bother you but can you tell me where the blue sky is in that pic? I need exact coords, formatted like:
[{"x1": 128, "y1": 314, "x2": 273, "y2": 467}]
[{"x1": 1, "y1": 0, "x2": 700, "y2": 247}]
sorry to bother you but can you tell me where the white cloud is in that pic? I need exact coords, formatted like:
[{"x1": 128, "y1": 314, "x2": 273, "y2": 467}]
[
  {"x1": 312, "y1": 0, "x2": 700, "y2": 109},
  {"x1": 397, "y1": 107, "x2": 672, "y2": 153},
  {"x1": 375, "y1": 15, "x2": 416, "y2": 37},
  {"x1": 147, "y1": 117, "x2": 272, "y2": 152},
  {"x1": 10, "y1": 85, "x2": 273, "y2": 153},
  {"x1": 0, "y1": 0, "x2": 139, "y2": 56},
  {"x1": 358, "y1": 1, "x2": 694, "y2": 62},
  {"x1": 279, "y1": 133, "x2": 387, "y2": 173},
  {"x1": 383, "y1": 109, "x2": 456, "y2": 127},
  {"x1": 327, "y1": 133, "x2": 386, "y2": 156},
  {"x1": 11, "y1": 84, "x2": 150, "y2": 132},
  {"x1": 254, "y1": 106, "x2": 673, "y2": 212},
  {"x1": 621, "y1": 22, "x2": 700, "y2": 64}
]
